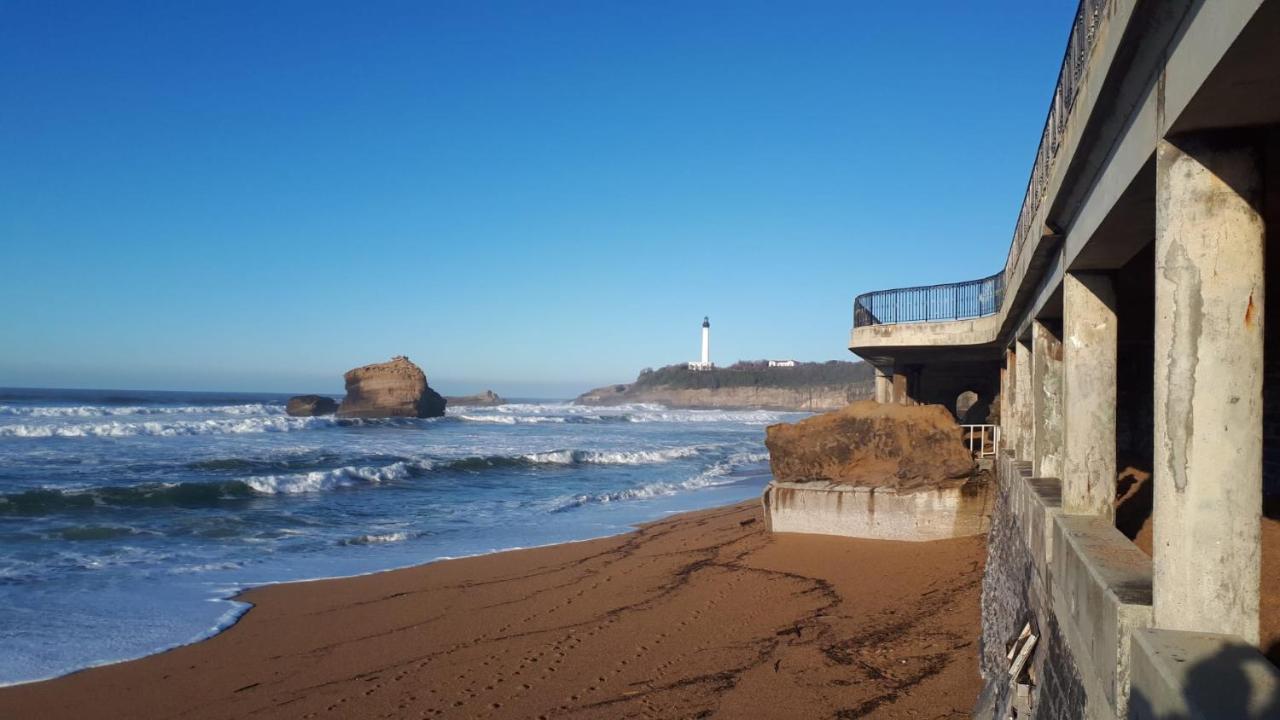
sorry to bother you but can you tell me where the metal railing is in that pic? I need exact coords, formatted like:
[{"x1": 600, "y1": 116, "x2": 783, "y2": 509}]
[
  {"x1": 852, "y1": 0, "x2": 1112, "y2": 332},
  {"x1": 853, "y1": 271, "x2": 1004, "y2": 327},
  {"x1": 1005, "y1": 0, "x2": 1112, "y2": 285},
  {"x1": 962, "y1": 424, "x2": 1000, "y2": 459}
]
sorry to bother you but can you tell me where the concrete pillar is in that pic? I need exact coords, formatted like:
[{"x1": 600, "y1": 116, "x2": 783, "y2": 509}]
[
  {"x1": 1063, "y1": 272, "x2": 1118, "y2": 517},
  {"x1": 1032, "y1": 320, "x2": 1064, "y2": 478},
  {"x1": 1015, "y1": 337, "x2": 1034, "y2": 461},
  {"x1": 890, "y1": 365, "x2": 919, "y2": 406},
  {"x1": 891, "y1": 372, "x2": 909, "y2": 405},
  {"x1": 1003, "y1": 348, "x2": 1018, "y2": 451},
  {"x1": 874, "y1": 365, "x2": 892, "y2": 404},
  {"x1": 998, "y1": 363, "x2": 1008, "y2": 443},
  {"x1": 1153, "y1": 134, "x2": 1264, "y2": 643}
]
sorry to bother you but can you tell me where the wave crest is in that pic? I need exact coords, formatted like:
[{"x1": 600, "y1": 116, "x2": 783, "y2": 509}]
[
  {"x1": 0, "y1": 403, "x2": 283, "y2": 418},
  {"x1": 0, "y1": 416, "x2": 338, "y2": 438},
  {"x1": 244, "y1": 461, "x2": 430, "y2": 495},
  {"x1": 551, "y1": 451, "x2": 769, "y2": 512}
]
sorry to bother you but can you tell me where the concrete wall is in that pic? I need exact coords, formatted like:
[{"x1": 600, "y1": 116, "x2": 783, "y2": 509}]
[
  {"x1": 762, "y1": 480, "x2": 991, "y2": 542},
  {"x1": 1130, "y1": 628, "x2": 1280, "y2": 718},
  {"x1": 979, "y1": 451, "x2": 1155, "y2": 719},
  {"x1": 978, "y1": 453, "x2": 1089, "y2": 719}
]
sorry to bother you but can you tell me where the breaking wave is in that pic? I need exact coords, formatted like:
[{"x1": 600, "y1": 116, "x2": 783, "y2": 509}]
[
  {"x1": 551, "y1": 451, "x2": 770, "y2": 512},
  {"x1": 243, "y1": 461, "x2": 431, "y2": 494},
  {"x1": 0, "y1": 416, "x2": 339, "y2": 438},
  {"x1": 0, "y1": 403, "x2": 284, "y2": 418},
  {"x1": 0, "y1": 445, "x2": 732, "y2": 515},
  {"x1": 0, "y1": 461, "x2": 433, "y2": 514},
  {"x1": 338, "y1": 531, "x2": 418, "y2": 546},
  {"x1": 444, "y1": 446, "x2": 706, "y2": 470}
]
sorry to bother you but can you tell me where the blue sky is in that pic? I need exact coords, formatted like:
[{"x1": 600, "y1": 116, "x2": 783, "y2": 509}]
[{"x1": 0, "y1": 1, "x2": 1077, "y2": 397}]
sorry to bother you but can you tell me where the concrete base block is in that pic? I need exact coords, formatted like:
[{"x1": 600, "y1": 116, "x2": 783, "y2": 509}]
[
  {"x1": 1129, "y1": 628, "x2": 1280, "y2": 719},
  {"x1": 1052, "y1": 514, "x2": 1154, "y2": 718},
  {"x1": 762, "y1": 480, "x2": 992, "y2": 542}
]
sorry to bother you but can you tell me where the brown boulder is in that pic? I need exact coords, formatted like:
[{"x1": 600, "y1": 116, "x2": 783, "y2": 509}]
[
  {"x1": 336, "y1": 356, "x2": 447, "y2": 419},
  {"x1": 285, "y1": 394, "x2": 338, "y2": 417},
  {"x1": 764, "y1": 400, "x2": 974, "y2": 491}
]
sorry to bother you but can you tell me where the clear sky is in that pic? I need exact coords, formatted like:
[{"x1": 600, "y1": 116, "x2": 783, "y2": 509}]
[{"x1": 1, "y1": 1, "x2": 1078, "y2": 398}]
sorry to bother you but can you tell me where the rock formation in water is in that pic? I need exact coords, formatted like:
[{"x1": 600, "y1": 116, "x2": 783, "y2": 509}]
[
  {"x1": 285, "y1": 394, "x2": 339, "y2": 417},
  {"x1": 764, "y1": 400, "x2": 974, "y2": 490},
  {"x1": 444, "y1": 390, "x2": 505, "y2": 406},
  {"x1": 335, "y1": 356, "x2": 447, "y2": 419}
]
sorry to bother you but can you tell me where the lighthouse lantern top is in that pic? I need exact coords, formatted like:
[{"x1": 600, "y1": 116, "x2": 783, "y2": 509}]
[{"x1": 702, "y1": 316, "x2": 710, "y2": 328}]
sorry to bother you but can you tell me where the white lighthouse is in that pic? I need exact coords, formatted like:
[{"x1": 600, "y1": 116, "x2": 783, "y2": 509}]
[{"x1": 688, "y1": 316, "x2": 714, "y2": 371}]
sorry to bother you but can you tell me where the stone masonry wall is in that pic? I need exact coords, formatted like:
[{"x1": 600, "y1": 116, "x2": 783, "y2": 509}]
[{"x1": 978, "y1": 453, "x2": 1086, "y2": 718}]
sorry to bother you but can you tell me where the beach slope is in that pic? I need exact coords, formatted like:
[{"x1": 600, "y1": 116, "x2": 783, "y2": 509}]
[{"x1": 0, "y1": 502, "x2": 985, "y2": 719}]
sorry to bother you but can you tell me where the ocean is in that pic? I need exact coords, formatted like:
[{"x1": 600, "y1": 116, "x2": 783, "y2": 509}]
[{"x1": 0, "y1": 387, "x2": 801, "y2": 686}]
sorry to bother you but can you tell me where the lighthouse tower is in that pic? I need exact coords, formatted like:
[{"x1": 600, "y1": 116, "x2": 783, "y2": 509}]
[
  {"x1": 688, "y1": 316, "x2": 713, "y2": 371},
  {"x1": 700, "y1": 316, "x2": 710, "y2": 365}
]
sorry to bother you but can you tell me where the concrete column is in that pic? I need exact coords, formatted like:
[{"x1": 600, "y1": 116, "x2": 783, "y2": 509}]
[
  {"x1": 874, "y1": 366, "x2": 892, "y2": 404},
  {"x1": 891, "y1": 365, "x2": 919, "y2": 406},
  {"x1": 1015, "y1": 337, "x2": 1034, "y2": 461},
  {"x1": 891, "y1": 372, "x2": 909, "y2": 405},
  {"x1": 1063, "y1": 272, "x2": 1118, "y2": 517},
  {"x1": 1002, "y1": 348, "x2": 1018, "y2": 451},
  {"x1": 1153, "y1": 134, "x2": 1264, "y2": 643},
  {"x1": 998, "y1": 363, "x2": 1008, "y2": 444},
  {"x1": 1032, "y1": 321, "x2": 1064, "y2": 478}
]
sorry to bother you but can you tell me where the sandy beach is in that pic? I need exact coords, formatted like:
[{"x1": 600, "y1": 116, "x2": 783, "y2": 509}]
[{"x1": 0, "y1": 501, "x2": 986, "y2": 719}]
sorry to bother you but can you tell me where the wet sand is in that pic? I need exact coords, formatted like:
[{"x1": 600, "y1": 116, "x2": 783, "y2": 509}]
[{"x1": 0, "y1": 501, "x2": 986, "y2": 719}]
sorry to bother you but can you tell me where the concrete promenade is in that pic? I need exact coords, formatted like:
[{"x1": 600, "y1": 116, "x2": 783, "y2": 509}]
[{"x1": 849, "y1": 1, "x2": 1280, "y2": 717}]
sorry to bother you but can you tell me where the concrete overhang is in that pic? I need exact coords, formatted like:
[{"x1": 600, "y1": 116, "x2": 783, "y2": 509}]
[{"x1": 849, "y1": 314, "x2": 1003, "y2": 365}]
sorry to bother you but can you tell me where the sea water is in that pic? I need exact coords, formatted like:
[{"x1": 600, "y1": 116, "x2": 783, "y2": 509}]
[{"x1": 0, "y1": 388, "x2": 802, "y2": 685}]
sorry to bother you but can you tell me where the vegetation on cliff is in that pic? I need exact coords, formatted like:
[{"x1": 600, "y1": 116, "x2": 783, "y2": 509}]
[
  {"x1": 630, "y1": 360, "x2": 874, "y2": 391},
  {"x1": 575, "y1": 361, "x2": 875, "y2": 411}
]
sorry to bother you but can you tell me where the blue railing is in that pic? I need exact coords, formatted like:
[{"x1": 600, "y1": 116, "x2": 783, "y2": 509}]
[{"x1": 853, "y1": 272, "x2": 1005, "y2": 328}]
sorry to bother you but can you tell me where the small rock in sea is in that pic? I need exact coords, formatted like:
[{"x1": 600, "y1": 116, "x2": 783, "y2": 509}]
[{"x1": 285, "y1": 394, "x2": 338, "y2": 417}]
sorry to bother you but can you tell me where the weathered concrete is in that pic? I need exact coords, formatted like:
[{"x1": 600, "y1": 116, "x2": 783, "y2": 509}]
[
  {"x1": 762, "y1": 480, "x2": 991, "y2": 541},
  {"x1": 1012, "y1": 471, "x2": 1063, "y2": 572},
  {"x1": 874, "y1": 365, "x2": 892, "y2": 404},
  {"x1": 847, "y1": 6, "x2": 1280, "y2": 716},
  {"x1": 891, "y1": 370, "x2": 911, "y2": 405},
  {"x1": 1051, "y1": 514, "x2": 1153, "y2": 718},
  {"x1": 980, "y1": 451, "x2": 1089, "y2": 719},
  {"x1": 1063, "y1": 272, "x2": 1118, "y2": 518},
  {"x1": 1015, "y1": 337, "x2": 1034, "y2": 462},
  {"x1": 1002, "y1": 348, "x2": 1018, "y2": 452},
  {"x1": 982, "y1": 452, "x2": 1156, "y2": 719},
  {"x1": 850, "y1": 312, "x2": 1003, "y2": 355},
  {"x1": 1033, "y1": 321, "x2": 1064, "y2": 479},
  {"x1": 1153, "y1": 133, "x2": 1264, "y2": 644},
  {"x1": 1129, "y1": 628, "x2": 1280, "y2": 719}
]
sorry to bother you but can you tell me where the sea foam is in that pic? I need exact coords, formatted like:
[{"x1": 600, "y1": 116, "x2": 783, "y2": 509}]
[
  {"x1": 0, "y1": 415, "x2": 337, "y2": 438},
  {"x1": 0, "y1": 403, "x2": 283, "y2": 418},
  {"x1": 244, "y1": 460, "x2": 430, "y2": 494}
]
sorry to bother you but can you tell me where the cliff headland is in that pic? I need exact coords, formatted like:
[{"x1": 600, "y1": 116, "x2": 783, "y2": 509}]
[{"x1": 575, "y1": 360, "x2": 874, "y2": 412}]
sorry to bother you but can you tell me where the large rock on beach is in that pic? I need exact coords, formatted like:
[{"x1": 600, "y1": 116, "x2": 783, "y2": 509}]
[
  {"x1": 765, "y1": 400, "x2": 974, "y2": 491},
  {"x1": 336, "y1": 356, "x2": 446, "y2": 419},
  {"x1": 285, "y1": 394, "x2": 338, "y2": 417}
]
